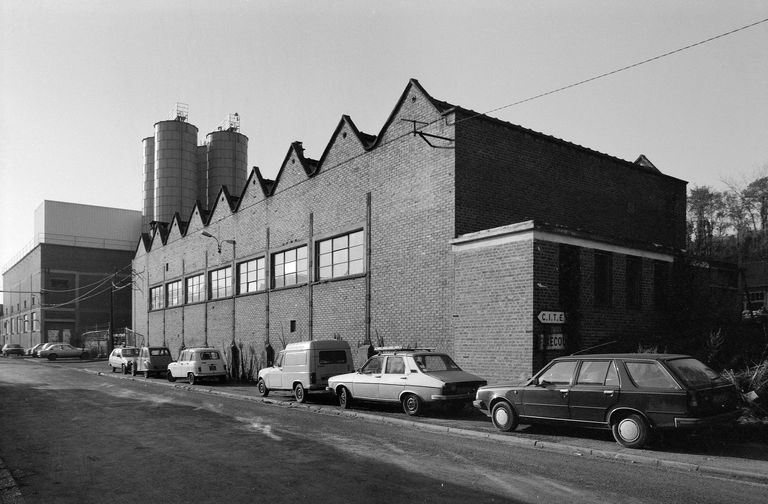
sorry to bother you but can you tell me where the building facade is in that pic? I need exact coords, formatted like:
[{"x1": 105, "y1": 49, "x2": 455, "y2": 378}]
[
  {"x1": 1, "y1": 201, "x2": 141, "y2": 349},
  {"x1": 132, "y1": 80, "x2": 686, "y2": 382}
]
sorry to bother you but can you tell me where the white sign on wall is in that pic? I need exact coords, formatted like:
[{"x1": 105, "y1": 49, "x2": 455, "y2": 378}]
[{"x1": 537, "y1": 311, "x2": 565, "y2": 324}]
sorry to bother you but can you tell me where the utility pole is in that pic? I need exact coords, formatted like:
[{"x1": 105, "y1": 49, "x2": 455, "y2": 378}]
[{"x1": 108, "y1": 269, "x2": 115, "y2": 354}]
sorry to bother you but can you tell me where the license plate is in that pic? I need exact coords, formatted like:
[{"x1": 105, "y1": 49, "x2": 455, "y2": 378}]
[{"x1": 209, "y1": 365, "x2": 217, "y2": 371}]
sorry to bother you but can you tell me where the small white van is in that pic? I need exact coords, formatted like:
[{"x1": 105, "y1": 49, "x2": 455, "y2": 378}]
[{"x1": 257, "y1": 340, "x2": 353, "y2": 402}]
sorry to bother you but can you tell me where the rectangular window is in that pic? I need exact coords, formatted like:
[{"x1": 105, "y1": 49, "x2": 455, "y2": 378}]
[
  {"x1": 150, "y1": 286, "x2": 164, "y2": 310},
  {"x1": 317, "y1": 230, "x2": 364, "y2": 280},
  {"x1": 166, "y1": 280, "x2": 182, "y2": 307},
  {"x1": 186, "y1": 274, "x2": 205, "y2": 304},
  {"x1": 209, "y1": 266, "x2": 232, "y2": 299},
  {"x1": 23, "y1": 314, "x2": 29, "y2": 333},
  {"x1": 594, "y1": 252, "x2": 612, "y2": 307},
  {"x1": 654, "y1": 261, "x2": 669, "y2": 309},
  {"x1": 273, "y1": 245, "x2": 308, "y2": 288},
  {"x1": 626, "y1": 256, "x2": 642, "y2": 309},
  {"x1": 32, "y1": 312, "x2": 39, "y2": 331},
  {"x1": 238, "y1": 257, "x2": 266, "y2": 294}
]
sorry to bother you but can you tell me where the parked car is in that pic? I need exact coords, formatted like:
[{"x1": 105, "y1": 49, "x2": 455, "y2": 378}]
[
  {"x1": 35, "y1": 342, "x2": 58, "y2": 357},
  {"x1": 257, "y1": 339, "x2": 354, "y2": 402},
  {"x1": 2, "y1": 343, "x2": 25, "y2": 357},
  {"x1": 26, "y1": 343, "x2": 45, "y2": 356},
  {"x1": 167, "y1": 347, "x2": 227, "y2": 385},
  {"x1": 473, "y1": 353, "x2": 742, "y2": 449},
  {"x1": 108, "y1": 347, "x2": 140, "y2": 374},
  {"x1": 327, "y1": 347, "x2": 487, "y2": 416},
  {"x1": 133, "y1": 346, "x2": 173, "y2": 378},
  {"x1": 38, "y1": 343, "x2": 89, "y2": 360}
]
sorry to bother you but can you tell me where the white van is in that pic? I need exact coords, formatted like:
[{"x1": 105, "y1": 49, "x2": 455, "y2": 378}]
[{"x1": 257, "y1": 340, "x2": 353, "y2": 403}]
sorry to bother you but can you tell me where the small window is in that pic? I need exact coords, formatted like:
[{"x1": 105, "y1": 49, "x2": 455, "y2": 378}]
[
  {"x1": 209, "y1": 266, "x2": 232, "y2": 299},
  {"x1": 576, "y1": 361, "x2": 611, "y2": 385},
  {"x1": 150, "y1": 286, "x2": 164, "y2": 310},
  {"x1": 238, "y1": 257, "x2": 266, "y2": 294},
  {"x1": 186, "y1": 274, "x2": 205, "y2": 303},
  {"x1": 361, "y1": 356, "x2": 383, "y2": 374},
  {"x1": 625, "y1": 361, "x2": 678, "y2": 389},
  {"x1": 537, "y1": 361, "x2": 577, "y2": 385},
  {"x1": 273, "y1": 246, "x2": 308, "y2": 288},
  {"x1": 166, "y1": 280, "x2": 182, "y2": 307},
  {"x1": 319, "y1": 350, "x2": 348, "y2": 365},
  {"x1": 317, "y1": 230, "x2": 365, "y2": 280},
  {"x1": 385, "y1": 357, "x2": 405, "y2": 374}
]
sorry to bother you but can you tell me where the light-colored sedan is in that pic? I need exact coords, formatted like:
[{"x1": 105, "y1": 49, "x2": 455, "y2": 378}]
[
  {"x1": 38, "y1": 343, "x2": 89, "y2": 360},
  {"x1": 167, "y1": 347, "x2": 227, "y2": 385},
  {"x1": 108, "y1": 346, "x2": 139, "y2": 374},
  {"x1": 327, "y1": 347, "x2": 486, "y2": 416}
]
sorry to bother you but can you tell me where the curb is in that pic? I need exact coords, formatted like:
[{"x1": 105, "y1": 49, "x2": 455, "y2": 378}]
[{"x1": 82, "y1": 368, "x2": 768, "y2": 485}]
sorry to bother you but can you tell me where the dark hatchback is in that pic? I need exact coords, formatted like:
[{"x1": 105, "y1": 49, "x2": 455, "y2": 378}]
[{"x1": 473, "y1": 354, "x2": 741, "y2": 448}]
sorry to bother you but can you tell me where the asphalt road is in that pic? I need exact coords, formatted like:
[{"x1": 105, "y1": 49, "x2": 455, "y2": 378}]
[{"x1": 1, "y1": 357, "x2": 767, "y2": 504}]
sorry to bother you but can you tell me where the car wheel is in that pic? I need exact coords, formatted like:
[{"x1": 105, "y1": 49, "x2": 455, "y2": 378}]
[
  {"x1": 80, "y1": 352, "x2": 88, "y2": 360},
  {"x1": 612, "y1": 413, "x2": 649, "y2": 449},
  {"x1": 402, "y1": 393, "x2": 423, "y2": 416},
  {"x1": 338, "y1": 387, "x2": 352, "y2": 409},
  {"x1": 167, "y1": 371, "x2": 176, "y2": 383},
  {"x1": 111, "y1": 366, "x2": 117, "y2": 373},
  {"x1": 47, "y1": 354, "x2": 57, "y2": 361},
  {"x1": 491, "y1": 401, "x2": 519, "y2": 432},
  {"x1": 257, "y1": 379, "x2": 269, "y2": 397},
  {"x1": 131, "y1": 365, "x2": 137, "y2": 376},
  {"x1": 219, "y1": 375, "x2": 227, "y2": 384},
  {"x1": 294, "y1": 383, "x2": 307, "y2": 403},
  {"x1": 188, "y1": 373, "x2": 196, "y2": 385}
]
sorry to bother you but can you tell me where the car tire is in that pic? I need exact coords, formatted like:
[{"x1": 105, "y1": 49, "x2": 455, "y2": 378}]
[
  {"x1": 111, "y1": 366, "x2": 117, "y2": 373},
  {"x1": 491, "y1": 401, "x2": 519, "y2": 432},
  {"x1": 219, "y1": 375, "x2": 227, "y2": 384},
  {"x1": 167, "y1": 372, "x2": 176, "y2": 383},
  {"x1": 80, "y1": 353, "x2": 88, "y2": 360},
  {"x1": 131, "y1": 365, "x2": 137, "y2": 376},
  {"x1": 257, "y1": 379, "x2": 269, "y2": 397},
  {"x1": 338, "y1": 387, "x2": 352, "y2": 409},
  {"x1": 188, "y1": 373, "x2": 196, "y2": 385},
  {"x1": 612, "y1": 413, "x2": 649, "y2": 449},
  {"x1": 294, "y1": 383, "x2": 307, "y2": 403},
  {"x1": 402, "y1": 393, "x2": 422, "y2": 416},
  {"x1": 47, "y1": 354, "x2": 57, "y2": 361}
]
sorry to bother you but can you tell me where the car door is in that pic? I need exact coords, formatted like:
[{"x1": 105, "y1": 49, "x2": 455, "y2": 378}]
[
  {"x1": 568, "y1": 359, "x2": 621, "y2": 424},
  {"x1": 354, "y1": 355, "x2": 383, "y2": 400},
  {"x1": 175, "y1": 350, "x2": 191, "y2": 378},
  {"x1": 265, "y1": 352, "x2": 285, "y2": 389},
  {"x1": 378, "y1": 356, "x2": 407, "y2": 401},
  {"x1": 521, "y1": 360, "x2": 576, "y2": 420}
]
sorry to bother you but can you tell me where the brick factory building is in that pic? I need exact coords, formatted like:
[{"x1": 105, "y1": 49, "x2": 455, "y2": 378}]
[{"x1": 132, "y1": 79, "x2": 686, "y2": 383}]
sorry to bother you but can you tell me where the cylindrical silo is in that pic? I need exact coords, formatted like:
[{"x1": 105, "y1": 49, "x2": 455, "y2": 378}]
[
  {"x1": 196, "y1": 145, "x2": 208, "y2": 210},
  {"x1": 205, "y1": 129, "x2": 248, "y2": 210},
  {"x1": 154, "y1": 120, "x2": 199, "y2": 224},
  {"x1": 142, "y1": 136, "x2": 155, "y2": 229}
]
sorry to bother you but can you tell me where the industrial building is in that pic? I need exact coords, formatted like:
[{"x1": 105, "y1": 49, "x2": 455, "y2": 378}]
[
  {"x1": 132, "y1": 79, "x2": 686, "y2": 382},
  {"x1": 2, "y1": 201, "x2": 142, "y2": 349}
]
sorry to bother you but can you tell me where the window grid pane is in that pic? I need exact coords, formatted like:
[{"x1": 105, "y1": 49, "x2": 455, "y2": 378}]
[
  {"x1": 272, "y1": 245, "x2": 307, "y2": 288},
  {"x1": 317, "y1": 230, "x2": 365, "y2": 280},
  {"x1": 186, "y1": 274, "x2": 205, "y2": 303},
  {"x1": 210, "y1": 267, "x2": 232, "y2": 299},
  {"x1": 150, "y1": 286, "x2": 164, "y2": 310},
  {"x1": 238, "y1": 258, "x2": 265, "y2": 294},
  {"x1": 166, "y1": 280, "x2": 182, "y2": 307}
]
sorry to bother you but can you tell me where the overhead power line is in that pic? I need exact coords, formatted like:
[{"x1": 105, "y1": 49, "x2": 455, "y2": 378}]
[{"x1": 458, "y1": 16, "x2": 768, "y2": 124}]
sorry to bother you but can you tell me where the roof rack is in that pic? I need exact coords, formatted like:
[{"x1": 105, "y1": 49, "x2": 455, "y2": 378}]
[{"x1": 374, "y1": 346, "x2": 436, "y2": 353}]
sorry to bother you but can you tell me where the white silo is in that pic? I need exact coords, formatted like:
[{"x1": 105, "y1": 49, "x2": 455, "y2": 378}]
[
  {"x1": 204, "y1": 114, "x2": 248, "y2": 210},
  {"x1": 142, "y1": 136, "x2": 155, "y2": 228},
  {"x1": 153, "y1": 110, "x2": 199, "y2": 224}
]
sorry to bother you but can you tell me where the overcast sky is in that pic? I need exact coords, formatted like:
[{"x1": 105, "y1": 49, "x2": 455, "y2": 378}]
[{"x1": 1, "y1": 0, "x2": 767, "y2": 302}]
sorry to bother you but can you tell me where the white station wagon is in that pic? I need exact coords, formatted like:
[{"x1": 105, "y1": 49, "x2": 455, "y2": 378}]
[
  {"x1": 167, "y1": 347, "x2": 227, "y2": 385},
  {"x1": 327, "y1": 347, "x2": 486, "y2": 416}
]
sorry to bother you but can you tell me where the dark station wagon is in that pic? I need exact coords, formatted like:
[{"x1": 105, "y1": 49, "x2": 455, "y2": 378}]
[{"x1": 473, "y1": 354, "x2": 741, "y2": 448}]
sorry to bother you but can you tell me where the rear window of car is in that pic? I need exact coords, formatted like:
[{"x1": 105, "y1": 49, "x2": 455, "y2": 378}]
[
  {"x1": 625, "y1": 361, "x2": 679, "y2": 389},
  {"x1": 666, "y1": 358, "x2": 720, "y2": 387},
  {"x1": 122, "y1": 348, "x2": 138, "y2": 356},
  {"x1": 199, "y1": 351, "x2": 221, "y2": 361},
  {"x1": 150, "y1": 348, "x2": 170, "y2": 356},
  {"x1": 319, "y1": 350, "x2": 347, "y2": 364},
  {"x1": 413, "y1": 354, "x2": 461, "y2": 372}
]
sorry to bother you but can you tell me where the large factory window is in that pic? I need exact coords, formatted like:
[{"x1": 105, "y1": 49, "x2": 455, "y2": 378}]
[
  {"x1": 209, "y1": 266, "x2": 233, "y2": 299},
  {"x1": 186, "y1": 274, "x2": 205, "y2": 304},
  {"x1": 150, "y1": 286, "x2": 164, "y2": 310},
  {"x1": 273, "y1": 245, "x2": 308, "y2": 288},
  {"x1": 166, "y1": 280, "x2": 182, "y2": 307},
  {"x1": 317, "y1": 230, "x2": 364, "y2": 280},
  {"x1": 238, "y1": 257, "x2": 266, "y2": 294},
  {"x1": 32, "y1": 312, "x2": 39, "y2": 331}
]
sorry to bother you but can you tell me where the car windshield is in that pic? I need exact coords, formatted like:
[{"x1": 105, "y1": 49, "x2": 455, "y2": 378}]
[
  {"x1": 667, "y1": 358, "x2": 721, "y2": 387},
  {"x1": 413, "y1": 354, "x2": 461, "y2": 372},
  {"x1": 122, "y1": 348, "x2": 138, "y2": 356}
]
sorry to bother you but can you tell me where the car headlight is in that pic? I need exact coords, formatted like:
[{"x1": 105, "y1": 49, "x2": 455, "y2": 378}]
[{"x1": 442, "y1": 383, "x2": 457, "y2": 395}]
